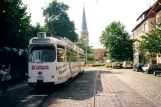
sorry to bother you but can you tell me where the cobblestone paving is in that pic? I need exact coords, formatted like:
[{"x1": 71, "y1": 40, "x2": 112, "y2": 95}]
[
  {"x1": 42, "y1": 67, "x2": 99, "y2": 107},
  {"x1": 110, "y1": 68, "x2": 161, "y2": 106},
  {"x1": 95, "y1": 68, "x2": 157, "y2": 107},
  {"x1": 42, "y1": 67, "x2": 159, "y2": 107},
  {"x1": 95, "y1": 71, "x2": 121, "y2": 107}
]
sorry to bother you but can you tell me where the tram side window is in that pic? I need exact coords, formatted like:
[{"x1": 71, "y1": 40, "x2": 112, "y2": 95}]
[
  {"x1": 57, "y1": 45, "x2": 66, "y2": 62},
  {"x1": 80, "y1": 54, "x2": 85, "y2": 62},
  {"x1": 70, "y1": 51, "x2": 78, "y2": 62},
  {"x1": 67, "y1": 49, "x2": 70, "y2": 62}
]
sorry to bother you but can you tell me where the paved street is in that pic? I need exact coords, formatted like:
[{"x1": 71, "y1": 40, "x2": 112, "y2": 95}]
[
  {"x1": 41, "y1": 67, "x2": 161, "y2": 107},
  {"x1": 0, "y1": 67, "x2": 161, "y2": 107},
  {"x1": 111, "y1": 68, "x2": 161, "y2": 106}
]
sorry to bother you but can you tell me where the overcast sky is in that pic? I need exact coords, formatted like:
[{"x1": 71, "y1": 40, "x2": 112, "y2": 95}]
[{"x1": 22, "y1": 0, "x2": 156, "y2": 48}]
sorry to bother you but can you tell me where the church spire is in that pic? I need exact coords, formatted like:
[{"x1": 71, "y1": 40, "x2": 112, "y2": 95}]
[
  {"x1": 81, "y1": 5, "x2": 88, "y2": 31},
  {"x1": 81, "y1": 4, "x2": 89, "y2": 46}
]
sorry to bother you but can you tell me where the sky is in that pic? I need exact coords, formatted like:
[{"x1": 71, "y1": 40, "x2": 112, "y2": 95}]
[{"x1": 22, "y1": 0, "x2": 156, "y2": 48}]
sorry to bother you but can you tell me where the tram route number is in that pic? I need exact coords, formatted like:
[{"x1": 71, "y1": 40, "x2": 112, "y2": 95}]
[{"x1": 37, "y1": 76, "x2": 43, "y2": 80}]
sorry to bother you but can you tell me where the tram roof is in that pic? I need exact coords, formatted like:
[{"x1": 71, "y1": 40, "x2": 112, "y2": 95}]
[
  {"x1": 29, "y1": 36, "x2": 66, "y2": 45},
  {"x1": 29, "y1": 36, "x2": 84, "y2": 54}
]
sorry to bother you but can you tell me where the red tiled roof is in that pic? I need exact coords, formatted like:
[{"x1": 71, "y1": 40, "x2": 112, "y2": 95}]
[
  {"x1": 132, "y1": 0, "x2": 161, "y2": 32},
  {"x1": 147, "y1": 0, "x2": 161, "y2": 17}
]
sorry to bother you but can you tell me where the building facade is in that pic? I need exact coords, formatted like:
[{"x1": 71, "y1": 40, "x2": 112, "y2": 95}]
[
  {"x1": 132, "y1": 0, "x2": 161, "y2": 64},
  {"x1": 147, "y1": 0, "x2": 161, "y2": 64},
  {"x1": 93, "y1": 48, "x2": 106, "y2": 60},
  {"x1": 132, "y1": 7, "x2": 155, "y2": 64}
]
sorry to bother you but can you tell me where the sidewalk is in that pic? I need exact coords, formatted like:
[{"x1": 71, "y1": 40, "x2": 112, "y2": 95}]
[
  {"x1": 0, "y1": 80, "x2": 32, "y2": 107},
  {"x1": 0, "y1": 78, "x2": 28, "y2": 92}
]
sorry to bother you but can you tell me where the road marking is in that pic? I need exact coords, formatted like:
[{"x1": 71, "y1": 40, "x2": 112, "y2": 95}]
[{"x1": 0, "y1": 84, "x2": 28, "y2": 93}]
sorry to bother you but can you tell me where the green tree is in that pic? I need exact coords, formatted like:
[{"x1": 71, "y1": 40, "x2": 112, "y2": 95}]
[
  {"x1": 31, "y1": 23, "x2": 46, "y2": 37},
  {"x1": 43, "y1": 0, "x2": 78, "y2": 42},
  {"x1": 87, "y1": 54, "x2": 94, "y2": 61},
  {"x1": 99, "y1": 21, "x2": 133, "y2": 61},
  {"x1": 76, "y1": 42, "x2": 93, "y2": 54},
  {"x1": 0, "y1": 0, "x2": 33, "y2": 48},
  {"x1": 139, "y1": 22, "x2": 161, "y2": 53}
]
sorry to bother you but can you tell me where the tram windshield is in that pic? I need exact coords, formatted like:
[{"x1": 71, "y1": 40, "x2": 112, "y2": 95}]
[{"x1": 29, "y1": 45, "x2": 56, "y2": 63}]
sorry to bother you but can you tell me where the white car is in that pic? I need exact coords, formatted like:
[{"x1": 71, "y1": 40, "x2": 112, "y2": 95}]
[
  {"x1": 142, "y1": 64, "x2": 154, "y2": 74},
  {"x1": 112, "y1": 62, "x2": 121, "y2": 68},
  {"x1": 122, "y1": 61, "x2": 132, "y2": 68}
]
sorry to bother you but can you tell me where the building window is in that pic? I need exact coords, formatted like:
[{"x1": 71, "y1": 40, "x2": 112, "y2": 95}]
[{"x1": 156, "y1": 11, "x2": 161, "y2": 24}]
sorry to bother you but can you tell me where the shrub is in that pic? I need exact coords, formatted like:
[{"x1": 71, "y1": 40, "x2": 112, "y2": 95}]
[
  {"x1": 85, "y1": 63, "x2": 105, "y2": 67},
  {"x1": 105, "y1": 63, "x2": 112, "y2": 68},
  {"x1": 86, "y1": 64, "x2": 93, "y2": 67}
]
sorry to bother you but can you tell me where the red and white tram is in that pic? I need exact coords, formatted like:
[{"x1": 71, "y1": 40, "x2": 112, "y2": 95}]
[{"x1": 28, "y1": 32, "x2": 85, "y2": 86}]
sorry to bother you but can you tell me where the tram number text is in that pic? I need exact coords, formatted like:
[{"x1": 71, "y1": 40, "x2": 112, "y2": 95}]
[{"x1": 37, "y1": 76, "x2": 43, "y2": 80}]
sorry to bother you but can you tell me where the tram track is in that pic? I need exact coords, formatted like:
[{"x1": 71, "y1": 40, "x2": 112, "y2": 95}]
[
  {"x1": 0, "y1": 84, "x2": 33, "y2": 107},
  {"x1": 12, "y1": 86, "x2": 55, "y2": 107},
  {"x1": 12, "y1": 82, "x2": 71, "y2": 107},
  {"x1": 92, "y1": 67, "x2": 99, "y2": 107},
  {"x1": 6, "y1": 67, "x2": 160, "y2": 107},
  {"x1": 92, "y1": 67, "x2": 126, "y2": 107},
  {"x1": 112, "y1": 69, "x2": 160, "y2": 107},
  {"x1": 9, "y1": 90, "x2": 34, "y2": 107},
  {"x1": 106, "y1": 69, "x2": 159, "y2": 107},
  {"x1": 10, "y1": 71, "x2": 85, "y2": 107},
  {"x1": 106, "y1": 72, "x2": 127, "y2": 107}
]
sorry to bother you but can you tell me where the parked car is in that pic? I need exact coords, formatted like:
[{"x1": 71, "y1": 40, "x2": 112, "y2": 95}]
[
  {"x1": 112, "y1": 62, "x2": 121, "y2": 68},
  {"x1": 122, "y1": 61, "x2": 132, "y2": 68},
  {"x1": 142, "y1": 64, "x2": 156, "y2": 74},
  {"x1": 153, "y1": 64, "x2": 161, "y2": 76},
  {"x1": 133, "y1": 63, "x2": 144, "y2": 72}
]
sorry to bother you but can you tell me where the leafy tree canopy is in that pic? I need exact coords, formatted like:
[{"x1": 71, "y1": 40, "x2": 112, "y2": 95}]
[
  {"x1": 43, "y1": 0, "x2": 78, "y2": 42},
  {"x1": 139, "y1": 22, "x2": 161, "y2": 53},
  {"x1": 0, "y1": 0, "x2": 33, "y2": 48},
  {"x1": 99, "y1": 21, "x2": 133, "y2": 61}
]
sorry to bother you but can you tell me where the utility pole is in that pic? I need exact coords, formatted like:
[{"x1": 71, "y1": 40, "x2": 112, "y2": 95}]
[{"x1": 86, "y1": 38, "x2": 88, "y2": 64}]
